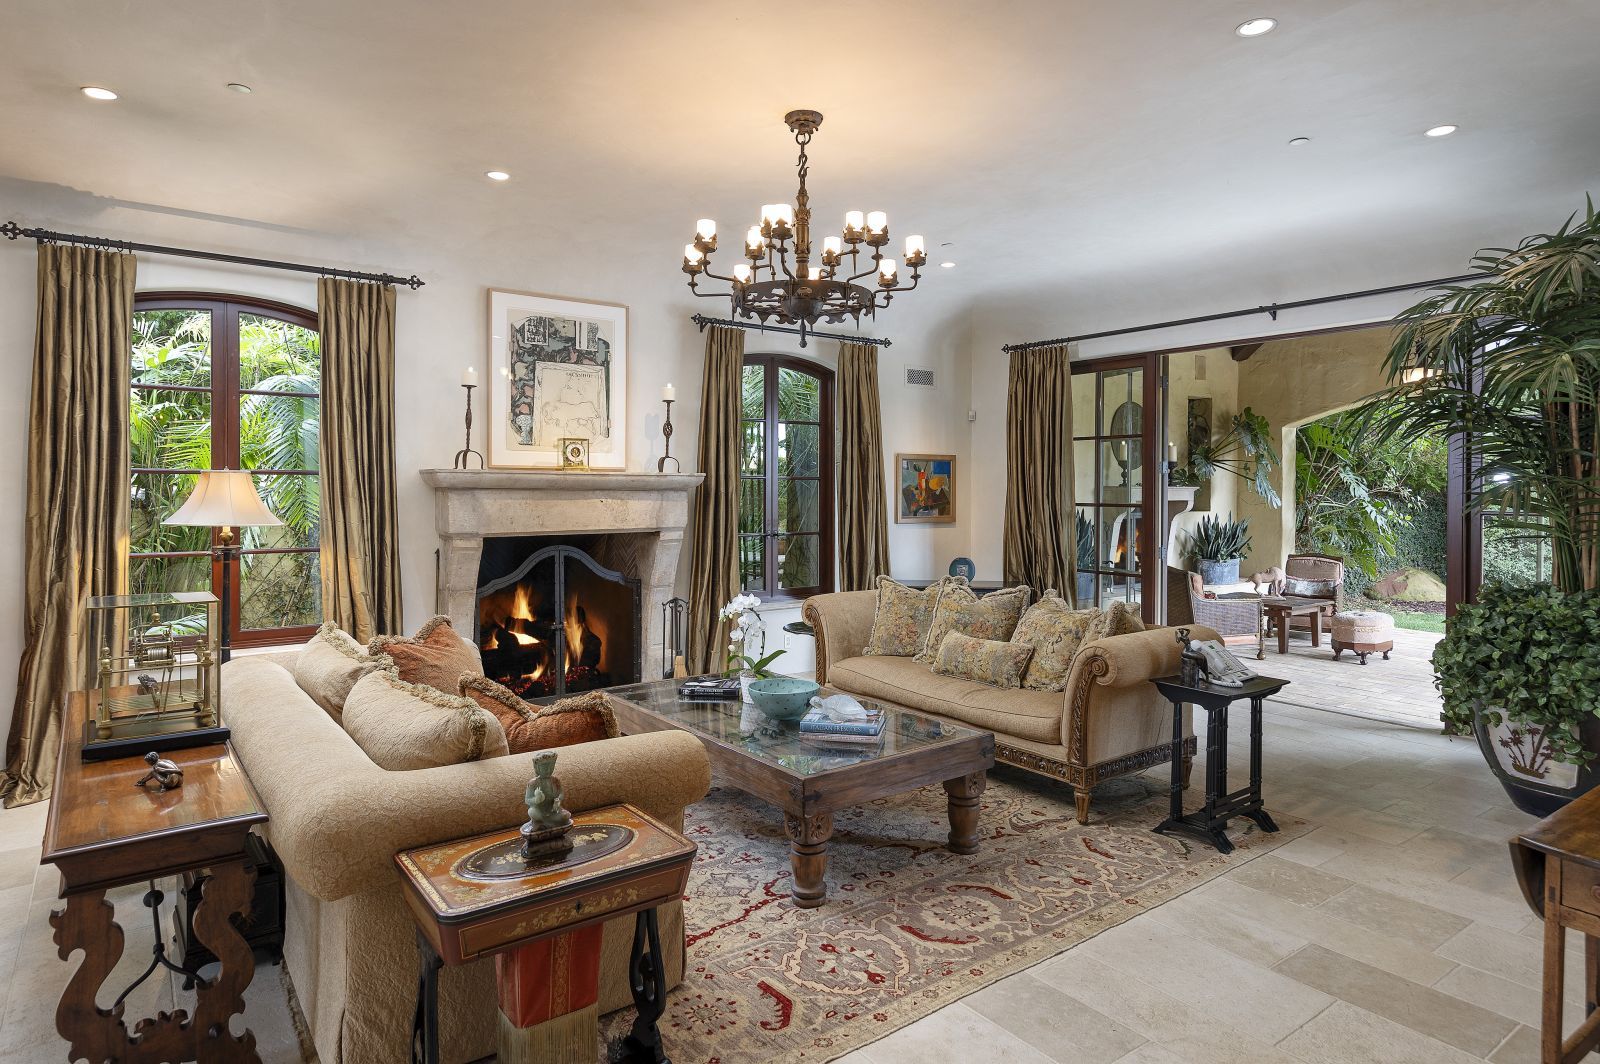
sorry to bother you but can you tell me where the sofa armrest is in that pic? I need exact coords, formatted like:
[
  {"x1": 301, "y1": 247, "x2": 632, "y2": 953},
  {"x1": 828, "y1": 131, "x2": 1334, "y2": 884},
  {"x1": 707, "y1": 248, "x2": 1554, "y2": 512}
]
[
  {"x1": 802, "y1": 590, "x2": 877, "y2": 685},
  {"x1": 1068, "y1": 623, "x2": 1221, "y2": 692}
]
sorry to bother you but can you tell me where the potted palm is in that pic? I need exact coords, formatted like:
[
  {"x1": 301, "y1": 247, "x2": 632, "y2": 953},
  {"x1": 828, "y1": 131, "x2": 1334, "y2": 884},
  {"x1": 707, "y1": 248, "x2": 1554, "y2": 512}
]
[
  {"x1": 1186, "y1": 514, "x2": 1253, "y2": 586},
  {"x1": 1368, "y1": 200, "x2": 1600, "y2": 812}
]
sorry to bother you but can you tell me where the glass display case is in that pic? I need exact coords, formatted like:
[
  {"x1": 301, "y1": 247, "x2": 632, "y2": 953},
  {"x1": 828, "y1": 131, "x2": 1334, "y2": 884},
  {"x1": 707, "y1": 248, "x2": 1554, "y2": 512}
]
[{"x1": 84, "y1": 591, "x2": 226, "y2": 761}]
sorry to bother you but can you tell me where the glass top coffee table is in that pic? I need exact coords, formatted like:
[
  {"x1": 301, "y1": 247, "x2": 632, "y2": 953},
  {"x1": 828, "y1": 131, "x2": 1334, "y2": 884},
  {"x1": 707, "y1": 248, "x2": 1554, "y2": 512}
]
[{"x1": 605, "y1": 678, "x2": 996, "y2": 907}]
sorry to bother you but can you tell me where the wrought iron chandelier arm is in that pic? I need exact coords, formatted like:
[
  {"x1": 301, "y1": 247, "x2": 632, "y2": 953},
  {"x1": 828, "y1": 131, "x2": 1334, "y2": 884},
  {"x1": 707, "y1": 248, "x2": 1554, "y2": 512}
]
[{"x1": 846, "y1": 247, "x2": 886, "y2": 284}]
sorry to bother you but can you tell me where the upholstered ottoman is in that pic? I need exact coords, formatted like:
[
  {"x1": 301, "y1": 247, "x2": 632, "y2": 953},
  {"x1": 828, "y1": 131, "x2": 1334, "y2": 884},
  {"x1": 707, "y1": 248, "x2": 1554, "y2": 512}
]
[{"x1": 1331, "y1": 610, "x2": 1394, "y2": 665}]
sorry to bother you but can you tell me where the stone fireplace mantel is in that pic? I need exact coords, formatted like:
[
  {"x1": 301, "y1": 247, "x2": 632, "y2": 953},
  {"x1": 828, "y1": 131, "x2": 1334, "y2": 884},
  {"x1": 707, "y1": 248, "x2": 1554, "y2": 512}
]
[{"x1": 420, "y1": 468, "x2": 704, "y2": 682}]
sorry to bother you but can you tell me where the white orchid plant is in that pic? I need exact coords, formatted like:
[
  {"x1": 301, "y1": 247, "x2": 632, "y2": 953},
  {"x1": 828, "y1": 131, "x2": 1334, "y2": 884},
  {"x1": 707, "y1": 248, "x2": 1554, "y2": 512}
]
[{"x1": 719, "y1": 593, "x2": 784, "y2": 679}]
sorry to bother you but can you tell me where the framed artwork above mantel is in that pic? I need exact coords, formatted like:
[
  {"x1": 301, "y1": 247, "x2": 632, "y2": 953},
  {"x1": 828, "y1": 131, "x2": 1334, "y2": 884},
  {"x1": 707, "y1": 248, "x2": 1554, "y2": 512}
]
[{"x1": 486, "y1": 289, "x2": 628, "y2": 470}]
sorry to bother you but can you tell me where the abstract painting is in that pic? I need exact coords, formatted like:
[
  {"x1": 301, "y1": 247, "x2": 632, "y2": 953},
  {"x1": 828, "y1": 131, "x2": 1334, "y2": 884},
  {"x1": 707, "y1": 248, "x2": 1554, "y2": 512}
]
[{"x1": 895, "y1": 453, "x2": 955, "y2": 523}]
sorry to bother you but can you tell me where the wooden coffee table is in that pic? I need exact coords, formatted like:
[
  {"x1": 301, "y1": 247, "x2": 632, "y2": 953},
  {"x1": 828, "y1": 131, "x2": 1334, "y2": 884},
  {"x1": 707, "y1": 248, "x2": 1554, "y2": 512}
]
[
  {"x1": 605, "y1": 679, "x2": 995, "y2": 908},
  {"x1": 1262, "y1": 596, "x2": 1334, "y2": 654}
]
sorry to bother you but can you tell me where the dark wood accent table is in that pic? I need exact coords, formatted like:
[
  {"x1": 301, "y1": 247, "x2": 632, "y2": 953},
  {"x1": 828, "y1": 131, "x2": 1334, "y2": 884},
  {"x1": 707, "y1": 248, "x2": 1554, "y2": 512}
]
[
  {"x1": 396, "y1": 803, "x2": 696, "y2": 1064},
  {"x1": 1261, "y1": 596, "x2": 1332, "y2": 654},
  {"x1": 43, "y1": 688, "x2": 268, "y2": 1063},
  {"x1": 605, "y1": 679, "x2": 995, "y2": 908},
  {"x1": 1150, "y1": 674, "x2": 1288, "y2": 854},
  {"x1": 1510, "y1": 785, "x2": 1600, "y2": 1062}
]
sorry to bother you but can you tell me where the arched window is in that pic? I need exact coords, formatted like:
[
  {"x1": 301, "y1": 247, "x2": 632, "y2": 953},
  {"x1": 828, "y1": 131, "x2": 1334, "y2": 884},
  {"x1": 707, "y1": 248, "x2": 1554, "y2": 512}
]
[
  {"x1": 739, "y1": 354, "x2": 835, "y2": 601},
  {"x1": 130, "y1": 294, "x2": 321, "y2": 647}
]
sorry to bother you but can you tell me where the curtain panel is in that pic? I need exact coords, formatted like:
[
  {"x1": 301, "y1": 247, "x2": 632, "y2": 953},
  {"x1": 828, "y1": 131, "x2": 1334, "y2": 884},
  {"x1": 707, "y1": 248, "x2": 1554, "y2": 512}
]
[
  {"x1": 317, "y1": 277, "x2": 402, "y2": 643},
  {"x1": 1, "y1": 245, "x2": 135, "y2": 806},
  {"x1": 837, "y1": 342, "x2": 891, "y2": 590},
  {"x1": 1002, "y1": 343, "x2": 1076, "y2": 598},
  {"x1": 686, "y1": 326, "x2": 745, "y2": 675}
]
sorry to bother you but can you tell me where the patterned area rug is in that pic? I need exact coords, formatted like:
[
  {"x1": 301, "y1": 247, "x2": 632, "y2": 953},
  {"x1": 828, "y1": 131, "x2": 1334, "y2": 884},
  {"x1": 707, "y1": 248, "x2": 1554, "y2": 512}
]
[{"x1": 604, "y1": 766, "x2": 1306, "y2": 1063}]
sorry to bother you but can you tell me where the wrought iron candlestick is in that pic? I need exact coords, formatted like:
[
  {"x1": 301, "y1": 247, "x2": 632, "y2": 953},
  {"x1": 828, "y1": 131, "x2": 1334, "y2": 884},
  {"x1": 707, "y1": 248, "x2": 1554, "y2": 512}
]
[
  {"x1": 453, "y1": 384, "x2": 484, "y2": 469},
  {"x1": 657, "y1": 398, "x2": 680, "y2": 472}
]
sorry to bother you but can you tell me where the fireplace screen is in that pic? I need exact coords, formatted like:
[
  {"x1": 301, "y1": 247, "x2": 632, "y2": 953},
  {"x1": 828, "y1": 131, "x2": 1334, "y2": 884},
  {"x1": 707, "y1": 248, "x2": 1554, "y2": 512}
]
[{"x1": 475, "y1": 540, "x2": 642, "y2": 699}]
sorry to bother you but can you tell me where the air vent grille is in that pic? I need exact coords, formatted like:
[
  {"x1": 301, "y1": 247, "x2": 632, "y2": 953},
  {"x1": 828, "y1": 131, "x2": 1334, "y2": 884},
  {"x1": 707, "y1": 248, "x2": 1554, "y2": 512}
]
[{"x1": 905, "y1": 367, "x2": 935, "y2": 388}]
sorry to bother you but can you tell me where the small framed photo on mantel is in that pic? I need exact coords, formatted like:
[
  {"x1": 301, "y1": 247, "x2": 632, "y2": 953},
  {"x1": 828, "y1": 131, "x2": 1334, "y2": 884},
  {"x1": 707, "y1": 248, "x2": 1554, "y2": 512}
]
[
  {"x1": 486, "y1": 289, "x2": 628, "y2": 470},
  {"x1": 895, "y1": 453, "x2": 955, "y2": 524}
]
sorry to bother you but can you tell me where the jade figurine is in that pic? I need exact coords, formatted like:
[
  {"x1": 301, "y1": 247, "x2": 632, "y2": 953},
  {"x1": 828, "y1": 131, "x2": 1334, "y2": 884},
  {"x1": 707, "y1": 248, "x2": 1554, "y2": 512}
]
[{"x1": 520, "y1": 750, "x2": 575, "y2": 858}]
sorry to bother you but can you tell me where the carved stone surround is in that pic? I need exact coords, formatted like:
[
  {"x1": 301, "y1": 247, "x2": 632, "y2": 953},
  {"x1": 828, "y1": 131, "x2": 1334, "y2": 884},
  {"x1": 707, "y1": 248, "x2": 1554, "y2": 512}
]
[{"x1": 420, "y1": 470, "x2": 704, "y2": 682}]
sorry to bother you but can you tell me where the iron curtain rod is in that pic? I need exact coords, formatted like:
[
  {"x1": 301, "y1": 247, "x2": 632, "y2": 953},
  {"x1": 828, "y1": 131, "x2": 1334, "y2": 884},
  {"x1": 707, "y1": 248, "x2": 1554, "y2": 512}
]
[
  {"x1": 1, "y1": 220, "x2": 425, "y2": 289},
  {"x1": 1000, "y1": 271, "x2": 1486, "y2": 353},
  {"x1": 690, "y1": 313, "x2": 892, "y2": 347}
]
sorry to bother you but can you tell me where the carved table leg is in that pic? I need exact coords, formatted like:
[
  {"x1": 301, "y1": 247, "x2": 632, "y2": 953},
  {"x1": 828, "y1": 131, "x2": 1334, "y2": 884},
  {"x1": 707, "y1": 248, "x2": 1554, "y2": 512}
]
[
  {"x1": 943, "y1": 772, "x2": 987, "y2": 855},
  {"x1": 190, "y1": 858, "x2": 260, "y2": 1061},
  {"x1": 52, "y1": 889, "x2": 127, "y2": 1064},
  {"x1": 784, "y1": 812, "x2": 834, "y2": 908},
  {"x1": 620, "y1": 908, "x2": 670, "y2": 1063}
]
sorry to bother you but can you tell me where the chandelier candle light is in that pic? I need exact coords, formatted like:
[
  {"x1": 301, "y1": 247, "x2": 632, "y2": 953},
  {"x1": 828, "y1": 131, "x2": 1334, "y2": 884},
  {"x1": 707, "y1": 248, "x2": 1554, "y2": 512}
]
[{"x1": 682, "y1": 109, "x2": 926, "y2": 347}]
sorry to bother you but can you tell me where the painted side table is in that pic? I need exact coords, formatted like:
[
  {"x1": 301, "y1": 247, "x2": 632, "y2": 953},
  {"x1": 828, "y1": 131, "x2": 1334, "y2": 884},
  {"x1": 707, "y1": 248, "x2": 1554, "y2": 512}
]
[{"x1": 395, "y1": 803, "x2": 696, "y2": 1064}]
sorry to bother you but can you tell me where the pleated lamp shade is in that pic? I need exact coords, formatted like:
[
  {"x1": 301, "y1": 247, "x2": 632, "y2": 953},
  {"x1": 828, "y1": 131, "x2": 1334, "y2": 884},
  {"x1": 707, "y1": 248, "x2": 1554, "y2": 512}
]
[{"x1": 164, "y1": 469, "x2": 282, "y2": 530}]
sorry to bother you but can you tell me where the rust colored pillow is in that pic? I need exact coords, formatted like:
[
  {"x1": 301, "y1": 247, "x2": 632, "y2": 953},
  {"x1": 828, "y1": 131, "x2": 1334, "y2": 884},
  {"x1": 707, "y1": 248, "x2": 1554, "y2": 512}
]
[
  {"x1": 458, "y1": 675, "x2": 620, "y2": 754},
  {"x1": 369, "y1": 616, "x2": 482, "y2": 694}
]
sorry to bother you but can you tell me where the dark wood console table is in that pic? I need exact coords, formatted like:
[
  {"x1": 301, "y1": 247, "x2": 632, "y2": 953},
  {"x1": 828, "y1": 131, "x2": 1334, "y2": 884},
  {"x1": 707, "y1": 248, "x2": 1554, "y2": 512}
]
[{"x1": 43, "y1": 688, "x2": 267, "y2": 1062}]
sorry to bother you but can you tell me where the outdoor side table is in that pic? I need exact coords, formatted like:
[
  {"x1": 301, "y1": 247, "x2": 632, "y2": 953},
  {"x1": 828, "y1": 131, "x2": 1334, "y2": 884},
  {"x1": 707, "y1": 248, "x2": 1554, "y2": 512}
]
[
  {"x1": 395, "y1": 803, "x2": 696, "y2": 1064},
  {"x1": 1150, "y1": 674, "x2": 1289, "y2": 854}
]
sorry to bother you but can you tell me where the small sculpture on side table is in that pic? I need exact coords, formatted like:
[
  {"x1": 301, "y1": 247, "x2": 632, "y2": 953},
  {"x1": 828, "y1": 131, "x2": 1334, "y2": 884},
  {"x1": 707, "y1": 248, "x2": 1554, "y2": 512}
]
[
  {"x1": 520, "y1": 750, "x2": 575, "y2": 859},
  {"x1": 134, "y1": 751, "x2": 184, "y2": 791},
  {"x1": 1175, "y1": 627, "x2": 1208, "y2": 687}
]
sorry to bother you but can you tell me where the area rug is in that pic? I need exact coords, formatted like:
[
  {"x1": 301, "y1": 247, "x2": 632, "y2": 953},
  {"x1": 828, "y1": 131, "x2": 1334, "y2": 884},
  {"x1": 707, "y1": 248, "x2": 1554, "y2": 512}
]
[{"x1": 603, "y1": 766, "x2": 1307, "y2": 1063}]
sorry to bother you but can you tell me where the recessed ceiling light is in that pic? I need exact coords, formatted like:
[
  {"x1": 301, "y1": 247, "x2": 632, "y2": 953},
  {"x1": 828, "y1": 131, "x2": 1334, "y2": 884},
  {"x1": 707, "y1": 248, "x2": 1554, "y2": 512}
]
[
  {"x1": 80, "y1": 86, "x2": 118, "y2": 101},
  {"x1": 485, "y1": 170, "x2": 511, "y2": 182},
  {"x1": 939, "y1": 261, "x2": 956, "y2": 269},
  {"x1": 1235, "y1": 17, "x2": 1277, "y2": 37},
  {"x1": 1424, "y1": 124, "x2": 1458, "y2": 138},
  {"x1": 1288, "y1": 136, "x2": 1311, "y2": 147},
  {"x1": 227, "y1": 82, "x2": 253, "y2": 94}
]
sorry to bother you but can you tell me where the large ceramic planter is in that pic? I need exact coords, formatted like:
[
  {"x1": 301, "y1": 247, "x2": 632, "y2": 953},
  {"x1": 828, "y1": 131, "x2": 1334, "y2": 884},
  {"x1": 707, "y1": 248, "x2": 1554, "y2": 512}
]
[
  {"x1": 1472, "y1": 704, "x2": 1600, "y2": 817},
  {"x1": 1195, "y1": 558, "x2": 1241, "y2": 586},
  {"x1": 1075, "y1": 572, "x2": 1096, "y2": 608}
]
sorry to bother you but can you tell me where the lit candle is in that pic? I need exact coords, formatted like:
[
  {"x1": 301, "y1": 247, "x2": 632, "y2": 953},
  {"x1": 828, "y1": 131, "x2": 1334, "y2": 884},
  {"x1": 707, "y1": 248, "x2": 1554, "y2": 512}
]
[
  {"x1": 696, "y1": 218, "x2": 716, "y2": 240},
  {"x1": 683, "y1": 243, "x2": 703, "y2": 264},
  {"x1": 1167, "y1": 442, "x2": 1178, "y2": 462},
  {"x1": 904, "y1": 234, "x2": 925, "y2": 258},
  {"x1": 866, "y1": 210, "x2": 888, "y2": 233},
  {"x1": 822, "y1": 235, "x2": 842, "y2": 257},
  {"x1": 461, "y1": 366, "x2": 477, "y2": 387},
  {"x1": 879, "y1": 257, "x2": 898, "y2": 279},
  {"x1": 662, "y1": 383, "x2": 675, "y2": 402},
  {"x1": 734, "y1": 263, "x2": 753, "y2": 283},
  {"x1": 761, "y1": 204, "x2": 780, "y2": 225},
  {"x1": 746, "y1": 225, "x2": 764, "y2": 250},
  {"x1": 844, "y1": 210, "x2": 865, "y2": 231},
  {"x1": 775, "y1": 203, "x2": 794, "y2": 227}
]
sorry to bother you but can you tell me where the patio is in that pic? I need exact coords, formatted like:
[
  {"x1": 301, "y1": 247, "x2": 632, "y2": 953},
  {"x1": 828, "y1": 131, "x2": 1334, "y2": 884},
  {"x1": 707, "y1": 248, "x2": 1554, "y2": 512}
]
[{"x1": 1256, "y1": 624, "x2": 1445, "y2": 731}]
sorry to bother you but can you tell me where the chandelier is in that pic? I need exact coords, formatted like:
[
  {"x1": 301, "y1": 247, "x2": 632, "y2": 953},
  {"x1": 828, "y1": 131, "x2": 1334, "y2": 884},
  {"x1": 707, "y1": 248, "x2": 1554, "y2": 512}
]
[{"x1": 682, "y1": 109, "x2": 925, "y2": 346}]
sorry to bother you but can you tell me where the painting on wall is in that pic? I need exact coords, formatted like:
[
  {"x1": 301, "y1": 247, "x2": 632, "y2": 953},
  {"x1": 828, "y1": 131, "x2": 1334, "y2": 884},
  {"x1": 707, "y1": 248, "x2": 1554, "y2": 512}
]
[
  {"x1": 486, "y1": 289, "x2": 628, "y2": 469},
  {"x1": 895, "y1": 454, "x2": 956, "y2": 524}
]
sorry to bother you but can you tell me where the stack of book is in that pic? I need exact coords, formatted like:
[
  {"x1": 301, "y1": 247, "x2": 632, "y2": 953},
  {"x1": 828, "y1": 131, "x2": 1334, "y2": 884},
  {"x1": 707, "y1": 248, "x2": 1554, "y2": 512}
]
[{"x1": 798, "y1": 705, "x2": 886, "y2": 748}]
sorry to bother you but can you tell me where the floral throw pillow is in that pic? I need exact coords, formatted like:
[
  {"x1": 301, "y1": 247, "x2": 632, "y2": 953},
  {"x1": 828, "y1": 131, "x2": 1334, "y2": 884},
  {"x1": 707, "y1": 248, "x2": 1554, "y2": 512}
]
[
  {"x1": 863, "y1": 577, "x2": 948, "y2": 657},
  {"x1": 1284, "y1": 576, "x2": 1337, "y2": 598},
  {"x1": 932, "y1": 631, "x2": 1035, "y2": 690},
  {"x1": 1086, "y1": 599, "x2": 1147, "y2": 644},
  {"x1": 915, "y1": 580, "x2": 1034, "y2": 664},
  {"x1": 1010, "y1": 593, "x2": 1103, "y2": 692}
]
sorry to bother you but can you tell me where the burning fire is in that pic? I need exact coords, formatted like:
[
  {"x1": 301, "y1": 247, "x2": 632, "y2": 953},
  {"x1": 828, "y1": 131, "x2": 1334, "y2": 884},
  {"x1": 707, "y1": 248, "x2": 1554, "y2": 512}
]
[{"x1": 479, "y1": 583, "x2": 542, "y2": 656}]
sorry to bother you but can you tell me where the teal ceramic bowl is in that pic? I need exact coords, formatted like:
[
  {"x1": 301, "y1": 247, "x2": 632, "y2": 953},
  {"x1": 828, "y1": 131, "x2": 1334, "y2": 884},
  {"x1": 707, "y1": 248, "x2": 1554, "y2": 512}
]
[{"x1": 747, "y1": 677, "x2": 820, "y2": 721}]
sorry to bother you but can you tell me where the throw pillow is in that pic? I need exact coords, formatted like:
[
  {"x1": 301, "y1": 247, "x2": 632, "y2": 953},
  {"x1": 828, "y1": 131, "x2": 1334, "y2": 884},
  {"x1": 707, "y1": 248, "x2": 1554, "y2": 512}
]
[
  {"x1": 915, "y1": 580, "x2": 1034, "y2": 664},
  {"x1": 862, "y1": 577, "x2": 948, "y2": 657},
  {"x1": 342, "y1": 670, "x2": 509, "y2": 770},
  {"x1": 458, "y1": 675, "x2": 620, "y2": 754},
  {"x1": 1009, "y1": 593, "x2": 1102, "y2": 692},
  {"x1": 369, "y1": 615, "x2": 483, "y2": 694},
  {"x1": 293, "y1": 622, "x2": 392, "y2": 719},
  {"x1": 1284, "y1": 576, "x2": 1337, "y2": 598},
  {"x1": 931, "y1": 630, "x2": 1035, "y2": 689},
  {"x1": 1086, "y1": 599, "x2": 1147, "y2": 644}
]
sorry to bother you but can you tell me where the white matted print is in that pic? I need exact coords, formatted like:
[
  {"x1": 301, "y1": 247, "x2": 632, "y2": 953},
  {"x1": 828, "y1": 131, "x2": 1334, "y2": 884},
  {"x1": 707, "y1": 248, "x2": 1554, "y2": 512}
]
[{"x1": 487, "y1": 289, "x2": 628, "y2": 469}]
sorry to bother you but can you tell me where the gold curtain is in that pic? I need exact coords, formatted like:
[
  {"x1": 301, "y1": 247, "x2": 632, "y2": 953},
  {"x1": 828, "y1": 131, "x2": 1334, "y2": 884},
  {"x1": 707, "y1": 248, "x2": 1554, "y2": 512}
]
[
  {"x1": 837, "y1": 342, "x2": 890, "y2": 590},
  {"x1": 1, "y1": 245, "x2": 134, "y2": 807},
  {"x1": 317, "y1": 278, "x2": 402, "y2": 643},
  {"x1": 1003, "y1": 343, "x2": 1076, "y2": 598},
  {"x1": 686, "y1": 326, "x2": 744, "y2": 675}
]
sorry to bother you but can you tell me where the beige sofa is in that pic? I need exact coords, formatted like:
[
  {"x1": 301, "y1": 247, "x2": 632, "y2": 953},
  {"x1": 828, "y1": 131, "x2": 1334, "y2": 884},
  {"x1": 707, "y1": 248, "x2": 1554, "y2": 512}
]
[
  {"x1": 803, "y1": 591, "x2": 1215, "y2": 823},
  {"x1": 222, "y1": 652, "x2": 712, "y2": 1064}
]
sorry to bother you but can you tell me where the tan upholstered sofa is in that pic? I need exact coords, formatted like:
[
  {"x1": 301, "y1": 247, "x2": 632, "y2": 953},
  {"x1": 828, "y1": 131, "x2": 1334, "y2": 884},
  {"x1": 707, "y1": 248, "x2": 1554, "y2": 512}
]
[
  {"x1": 803, "y1": 591, "x2": 1215, "y2": 823},
  {"x1": 222, "y1": 653, "x2": 712, "y2": 1064}
]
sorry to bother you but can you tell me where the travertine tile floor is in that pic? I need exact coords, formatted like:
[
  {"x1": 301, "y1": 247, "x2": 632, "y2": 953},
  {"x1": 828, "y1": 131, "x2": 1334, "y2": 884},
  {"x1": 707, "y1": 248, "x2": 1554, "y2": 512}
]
[{"x1": 0, "y1": 675, "x2": 1573, "y2": 1064}]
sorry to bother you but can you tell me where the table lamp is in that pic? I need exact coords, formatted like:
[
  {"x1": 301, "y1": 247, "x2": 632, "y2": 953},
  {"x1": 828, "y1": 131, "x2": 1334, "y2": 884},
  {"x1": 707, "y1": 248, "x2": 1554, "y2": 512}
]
[{"x1": 165, "y1": 469, "x2": 282, "y2": 663}]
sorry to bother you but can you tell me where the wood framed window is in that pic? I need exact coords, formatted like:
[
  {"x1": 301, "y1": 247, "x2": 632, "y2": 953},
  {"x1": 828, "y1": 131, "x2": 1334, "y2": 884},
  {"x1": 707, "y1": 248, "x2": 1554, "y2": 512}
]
[
  {"x1": 130, "y1": 293, "x2": 322, "y2": 648},
  {"x1": 738, "y1": 355, "x2": 835, "y2": 602}
]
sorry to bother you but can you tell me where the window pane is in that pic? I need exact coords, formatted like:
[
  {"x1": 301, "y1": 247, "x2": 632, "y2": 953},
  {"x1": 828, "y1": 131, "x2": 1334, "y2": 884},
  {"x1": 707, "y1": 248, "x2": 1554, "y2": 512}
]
[
  {"x1": 777, "y1": 367, "x2": 820, "y2": 421},
  {"x1": 1099, "y1": 370, "x2": 1143, "y2": 436},
  {"x1": 130, "y1": 554, "x2": 212, "y2": 598},
  {"x1": 779, "y1": 479, "x2": 819, "y2": 534},
  {"x1": 240, "y1": 393, "x2": 320, "y2": 471},
  {"x1": 1098, "y1": 506, "x2": 1141, "y2": 573},
  {"x1": 132, "y1": 309, "x2": 211, "y2": 388},
  {"x1": 132, "y1": 388, "x2": 211, "y2": 471},
  {"x1": 742, "y1": 364, "x2": 765, "y2": 420},
  {"x1": 131, "y1": 472, "x2": 211, "y2": 554},
  {"x1": 778, "y1": 423, "x2": 820, "y2": 477},
  {"x1": 778, "y1": 534, "x2": 819, "y2": 590},
  {"x1": 248, "y1": 473, "x2": 321, "y2": 550},
  {"x1": 1097, "y1": 438, "x2": 1141, "y2": 497},
  {"x1": 739, "y1": 535, "x2": 767, "y2": 593},
  {"x1": 739, "y1": 478, "x2": 765, "y2": 535},
  {"x1": 239, "y1": 313, "x2": 320, "y2": 391},
  {"x1": 742, "y1": 421, "x2": 764, "y2": 476},
  {"x1": 239, "y1": 550, "x2": 321, "y2": 630}
]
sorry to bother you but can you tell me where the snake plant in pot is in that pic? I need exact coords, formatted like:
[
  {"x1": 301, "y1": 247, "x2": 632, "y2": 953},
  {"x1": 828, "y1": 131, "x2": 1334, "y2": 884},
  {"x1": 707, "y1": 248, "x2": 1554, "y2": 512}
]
[
  {"x1": 1366, "y1": 200, "x2": 1600, "y2": 813},
  {"x1": 1185, "y1": 514, "x2": 1253, "y2": 586}
]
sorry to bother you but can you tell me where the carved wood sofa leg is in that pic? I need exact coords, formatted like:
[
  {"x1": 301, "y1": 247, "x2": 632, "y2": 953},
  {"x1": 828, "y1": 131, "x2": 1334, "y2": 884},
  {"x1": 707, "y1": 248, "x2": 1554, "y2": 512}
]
[{"x1": 1074, "y1": 788, "x2": 1092, "y2": 825}]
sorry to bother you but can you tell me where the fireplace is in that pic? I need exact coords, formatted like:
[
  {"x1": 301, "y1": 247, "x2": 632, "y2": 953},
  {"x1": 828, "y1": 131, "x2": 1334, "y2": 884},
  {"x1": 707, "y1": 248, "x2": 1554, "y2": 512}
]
[{"x1": 475, "y1": 535, "x2": 642, "y2": 699}]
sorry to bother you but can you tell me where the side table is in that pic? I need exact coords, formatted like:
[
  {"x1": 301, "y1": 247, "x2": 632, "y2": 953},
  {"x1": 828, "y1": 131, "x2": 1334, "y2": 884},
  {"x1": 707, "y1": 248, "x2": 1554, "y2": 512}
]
[
  {"x1": 1150, "y1": 674, "x2": 1288, "y2": 854},
  {"x1": 396, "y1": 802, "x2": 696, "y2": 1064},
  {"x1": 1262, "y1": 597, "x2": 1330, "y2": 654}
]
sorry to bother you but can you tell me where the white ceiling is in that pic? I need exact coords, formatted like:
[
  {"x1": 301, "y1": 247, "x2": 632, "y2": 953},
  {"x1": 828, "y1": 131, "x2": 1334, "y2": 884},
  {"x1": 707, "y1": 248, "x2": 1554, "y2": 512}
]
[{"x1": 4, "y1": 0, "x2": 1598, "y2": 324}]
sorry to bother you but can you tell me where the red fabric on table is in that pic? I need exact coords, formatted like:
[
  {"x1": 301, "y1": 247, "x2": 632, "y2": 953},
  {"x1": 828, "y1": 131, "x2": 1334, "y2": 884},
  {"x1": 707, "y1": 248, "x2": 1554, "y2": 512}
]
[{"x1": 494, "y1": 923, "x2": 606, "y2": 1028}]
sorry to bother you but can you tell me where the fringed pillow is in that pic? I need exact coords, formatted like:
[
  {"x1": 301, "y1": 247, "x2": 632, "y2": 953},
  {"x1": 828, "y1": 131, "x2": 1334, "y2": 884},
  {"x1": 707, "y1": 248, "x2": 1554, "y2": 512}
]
[
  {"x1": 369, "y1": 615, "x2": 483, "y2": 694},
  {"x1": 342, "y1": 670, "x2": 508, "y2": 770},
  {"x1": 1009, "y1": 591, "x2": 1102, "y2": 692},
  {"x1": 862, "y1": 577, "x2": 949, "y2": 657},
  {"x1": 458, "y1": 676, "x2": 620, "y2": 755},
  {"x1": 931, "y1": 631, "x2": 1035, "y2": 689},
  {"x1": 915, "y1": 580, "x2": 1033, "y2": 664},
  {"x1": 293, "y1": 622, "x2": 392, "y2": 719}
]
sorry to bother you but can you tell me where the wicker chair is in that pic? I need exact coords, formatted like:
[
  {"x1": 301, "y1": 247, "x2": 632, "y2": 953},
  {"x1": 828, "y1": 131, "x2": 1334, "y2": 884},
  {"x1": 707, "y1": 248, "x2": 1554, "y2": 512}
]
[{"x1": 1168, "y1": 567, "x2": 1265, "y2": 659}]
